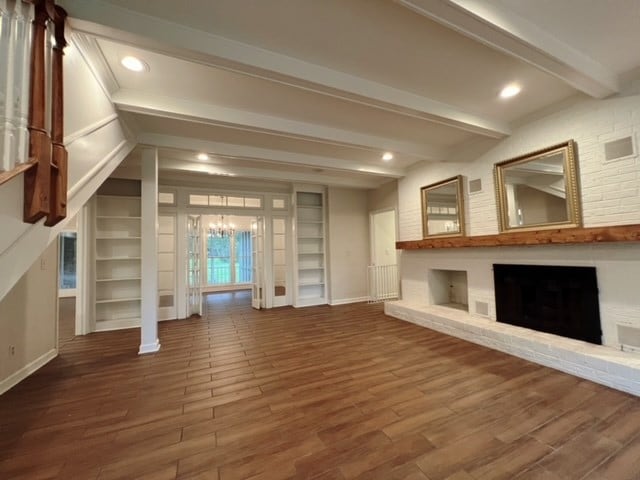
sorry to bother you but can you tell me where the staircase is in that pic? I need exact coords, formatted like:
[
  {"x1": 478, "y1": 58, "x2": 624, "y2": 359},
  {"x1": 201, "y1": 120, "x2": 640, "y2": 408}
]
[{"x1": 0, "y1": 0, "x2": 136, "y2": 302}]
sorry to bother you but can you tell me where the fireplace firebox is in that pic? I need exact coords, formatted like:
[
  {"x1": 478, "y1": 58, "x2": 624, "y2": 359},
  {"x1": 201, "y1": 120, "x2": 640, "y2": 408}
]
[{"x1": 493, "y1": 264, "x2": 602, "y2": 345}]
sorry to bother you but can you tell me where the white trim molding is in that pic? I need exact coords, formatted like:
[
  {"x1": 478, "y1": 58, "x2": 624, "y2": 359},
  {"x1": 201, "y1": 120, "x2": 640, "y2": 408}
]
[
  {"x1": 329, "y1": 296, "x2": 369, "y2": 306},
  {"x1": 0, "y1": 349, "x2": 58, "y2": 395},
  {"x1": 139, "y1": 339, "x2": 161, "y2": 355}
]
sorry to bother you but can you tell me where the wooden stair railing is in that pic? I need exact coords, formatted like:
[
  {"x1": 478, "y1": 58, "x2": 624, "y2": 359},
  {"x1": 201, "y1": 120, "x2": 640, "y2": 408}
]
[{"x1": 16, "y1": 0, "x2": 68, "y2": 227}]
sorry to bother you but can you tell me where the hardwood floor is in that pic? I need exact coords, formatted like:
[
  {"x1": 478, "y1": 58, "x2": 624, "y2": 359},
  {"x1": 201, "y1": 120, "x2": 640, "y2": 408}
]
[{"x1": 2, "y1": 292, "x2": 640, "y2": 479}]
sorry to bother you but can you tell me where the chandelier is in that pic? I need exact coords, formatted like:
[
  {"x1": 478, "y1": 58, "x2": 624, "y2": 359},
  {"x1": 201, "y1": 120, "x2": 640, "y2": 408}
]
[{"x1": 208, "y1": 216, "x2": 236, "y2": 238}]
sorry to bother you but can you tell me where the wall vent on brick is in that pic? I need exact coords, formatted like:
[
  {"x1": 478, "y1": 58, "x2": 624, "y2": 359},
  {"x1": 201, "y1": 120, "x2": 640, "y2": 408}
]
[
  {"x1": 475, "y1": 301, "x2": 489, "y2": 316},
  {"x1": 469, "y1": 178, "x2": 482, "y2": 193},
  {"x1": 604, "y1": 136, "x2": 635, "y2": 162},
  {"x1": 617, "y1": 324, "x2": 640, "y2": 348}
]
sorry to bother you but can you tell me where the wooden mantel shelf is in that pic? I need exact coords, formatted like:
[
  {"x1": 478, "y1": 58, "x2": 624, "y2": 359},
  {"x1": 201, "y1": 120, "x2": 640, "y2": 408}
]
[{"x1": 397, "y1": 224, "x2": 640, "y2": 250}]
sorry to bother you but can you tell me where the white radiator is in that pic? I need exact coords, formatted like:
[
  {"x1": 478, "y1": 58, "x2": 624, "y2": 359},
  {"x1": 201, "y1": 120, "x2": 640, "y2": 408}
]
[{"x1": 367, "y1": 264, "x2": 399, "y2": 303}]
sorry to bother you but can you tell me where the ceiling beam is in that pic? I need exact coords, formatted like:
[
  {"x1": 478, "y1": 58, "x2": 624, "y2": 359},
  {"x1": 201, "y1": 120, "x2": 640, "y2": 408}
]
[
  {"x1": 138, "y1": 133, "x2": 406, "y2": 178},
  {"x1": 154, "y1": 158, "x2": 383, "y2": 189},
  {"x1": 114, "y1": 89, "x2": 447, "y2": 161},
  {"x1": 59, "y1": 0, "x2": 510, "y2": 138},
  {"x1": 396, "y1": 0, "x2": 619, "y2": 98}
]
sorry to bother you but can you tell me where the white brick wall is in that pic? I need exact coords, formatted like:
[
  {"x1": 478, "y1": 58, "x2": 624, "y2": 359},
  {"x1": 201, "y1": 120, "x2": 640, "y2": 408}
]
[
  {"x1": 398, "y1": 93, "x2": 640, "y2": 241},
  {"x1": 399, "y1": 245, "x2": 640, "y2": 349},
  {"x1": 396, "y1": 89, "x2": 640, "y2": 358}
]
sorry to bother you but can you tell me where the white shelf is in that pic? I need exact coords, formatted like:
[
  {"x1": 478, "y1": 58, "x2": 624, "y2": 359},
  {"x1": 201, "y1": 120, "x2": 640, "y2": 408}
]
[
  {"x1": 294, "y1": 190, "x2": 327, "y2": 307},
  {"x1": 96, "y1": 297, "x2": 141, "y2": 304},
  {"x1": 96, "y1": 277, "x2": 141, "y2": 282},
  {"x1": 97, "y1": 195, "x2": 141, "y2": 200},
  {"x1": 96, "y1": 236, "x2": 141, "y2": 240},
  {"x1": 94, "y1": 194, "x2": 142, "y2": 331},
  {"x1": 96, "y1": 256, "x2": 141, "y2": 261}
]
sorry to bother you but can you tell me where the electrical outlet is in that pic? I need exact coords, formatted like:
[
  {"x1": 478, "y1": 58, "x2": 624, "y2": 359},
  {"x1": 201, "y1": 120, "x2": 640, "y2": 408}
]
[
  {"x1": 40, "y1": 258, "x2": 47, "y2": 270},
  {"x1": 9, "y1": 345, "x2": 15, "y2": 356}
]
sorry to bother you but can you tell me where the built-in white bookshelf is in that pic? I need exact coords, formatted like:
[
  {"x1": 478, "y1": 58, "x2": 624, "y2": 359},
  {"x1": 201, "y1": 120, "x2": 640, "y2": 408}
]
[
  {"x1": 94, "y1": 195, "x2": 142, "y2": 331},
  {"x1": 294, "y1": 189, "x2": 327, "y2": 306}
]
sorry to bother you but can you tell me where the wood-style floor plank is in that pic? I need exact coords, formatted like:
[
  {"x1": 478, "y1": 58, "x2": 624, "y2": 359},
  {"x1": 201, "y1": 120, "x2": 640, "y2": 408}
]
[{"x1": 1, "y1": 290, "x2": 640, "y2": 479}]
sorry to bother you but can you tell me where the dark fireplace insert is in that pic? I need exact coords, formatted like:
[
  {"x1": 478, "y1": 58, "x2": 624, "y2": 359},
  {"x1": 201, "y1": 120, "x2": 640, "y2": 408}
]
[{"x1": 493, "y1": 264, "x2": 602, "y2": 345}]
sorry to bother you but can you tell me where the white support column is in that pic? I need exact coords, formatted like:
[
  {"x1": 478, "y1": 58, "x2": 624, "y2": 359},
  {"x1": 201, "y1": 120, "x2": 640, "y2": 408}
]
[
  {"x1": 139, "y1": 147, "x2": 160, "y2": 354},
  {"x1": 175, "y1": 209, "x2": 188, "y2": 319},
  {"x1": 75, "y1": 201, "x2": 92, "y2": 335}
]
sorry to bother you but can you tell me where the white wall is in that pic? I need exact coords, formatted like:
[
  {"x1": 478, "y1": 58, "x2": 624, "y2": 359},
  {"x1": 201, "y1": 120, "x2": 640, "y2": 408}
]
[
  {"x1": 368, "y1": 180, "x2": 398, "y2": 212},
  {"x1": 327, "y1": 187, "x2": 369, "y2": 304},
  {"x1": 399, "y1": 89, "x2": 640, "y2": 241},
  {"x1": 0, "y1": 34, "x2": 135, "y2": 303},
  {"x1": 397, "y1": 85, "x2": 640, "y2": 350},
  {"x1": 0, "y1": 241, "x2": 58, "y2": 394},
  {"x1": 372, "y1": 209, "x2": 396, "y2": 266}
]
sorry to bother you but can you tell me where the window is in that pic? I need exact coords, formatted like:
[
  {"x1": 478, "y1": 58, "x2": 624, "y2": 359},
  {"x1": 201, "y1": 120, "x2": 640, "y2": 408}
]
[
  {"x1": 158, "y1": 192, "x2": 175, "y2": 205},
  {"x1": 272, "y1": 197, "x2": 287, "y2": 209},
  {"x1": 189, "y1": 193, "x2": 263, "y2": 208},
  {"x1": 206, "y1": 231, "x2": 253, "y2": 285},
  {"x1": 189, "y1": 194, "x2": 208, "y2": 206},
  {"x1": 59, "y1": 232, "x2": 77, "y2": 289}
]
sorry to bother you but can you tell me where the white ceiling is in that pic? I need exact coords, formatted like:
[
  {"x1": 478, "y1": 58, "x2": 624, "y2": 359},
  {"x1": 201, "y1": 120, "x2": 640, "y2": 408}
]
[
  {"x1": 58, "y1": 0, "x2": 640, "y2": 189},
  {"x1": 496, "y1": 0, "x2": 640, "y2": 74}
]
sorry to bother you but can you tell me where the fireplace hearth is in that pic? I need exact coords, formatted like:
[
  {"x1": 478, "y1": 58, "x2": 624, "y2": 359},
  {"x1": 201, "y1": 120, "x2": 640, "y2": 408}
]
[{"x1": 493, "y1": 264, "x2": 602, "y2": 345}]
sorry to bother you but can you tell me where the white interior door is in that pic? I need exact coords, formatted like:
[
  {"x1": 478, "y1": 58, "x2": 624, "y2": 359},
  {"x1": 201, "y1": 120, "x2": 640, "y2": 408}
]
[
  {"x1": 187, "y1": 214, "x2": 202, "y2": 316},
  {"x1": 371, "y1": 209, "x2": 397, "y2": 266},
  {"x1": 251, "y1": 217, "x2": 264, "y2": 309}
]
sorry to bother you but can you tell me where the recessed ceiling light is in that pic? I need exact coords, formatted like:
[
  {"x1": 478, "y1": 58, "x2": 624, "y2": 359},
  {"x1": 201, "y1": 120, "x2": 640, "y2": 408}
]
[
  {"x1": 382, "y1": 152, "x2": 394, "y2": 161},
  {"x1": 121, "y1": 56, "x2": 148, "y2": 72},
  {"x1": 500, "y1": 83, "x2": 521, "y2": 99},
  {"x1": 196, "y1": 153, "x2": 209, "y2": 161}
]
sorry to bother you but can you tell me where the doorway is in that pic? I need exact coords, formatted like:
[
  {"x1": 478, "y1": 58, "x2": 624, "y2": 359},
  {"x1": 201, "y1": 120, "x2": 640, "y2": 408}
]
[
  {"x1": 203, "y1": 215, "x2": 256, "y2": 290},
  {"x1": 58, "y1": 230, "x2": 77, "y2": 345},
  {"x1": 368, "y1": 208, "x2": 399, "y2": 302}
]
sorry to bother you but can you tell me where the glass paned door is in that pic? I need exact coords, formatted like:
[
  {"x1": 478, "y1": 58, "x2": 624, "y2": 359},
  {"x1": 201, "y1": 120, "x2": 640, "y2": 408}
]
[
  {"x1": 251, "y1": 218, "x2": 264, "y2": 309},
  {"x1": 187, "y1": 215, "x2": 202, "y2": 316},
  {"x1": 272, "y1": 217, "x2": 288, "y2": 307},
  {"x1": 235, "y1": 231, "x2": 252, "y2": 283}
]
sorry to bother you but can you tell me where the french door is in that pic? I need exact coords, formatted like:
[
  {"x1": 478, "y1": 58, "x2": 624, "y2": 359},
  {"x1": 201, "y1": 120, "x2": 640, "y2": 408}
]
[
  {"x1": 251, "y1": 217, "x2": 265, "y2": 309},
  {"x1": 187, "y1": 215, "x2": 202, "y2": 316}
]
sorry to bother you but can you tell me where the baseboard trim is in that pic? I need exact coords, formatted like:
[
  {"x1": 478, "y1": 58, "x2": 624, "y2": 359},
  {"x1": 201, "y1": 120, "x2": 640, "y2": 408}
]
[
  {"x1": 139, "y1": 339, "x2": 161, "y2": 355},
  {"x1": 0, "y1": 348, "x2": 58, "y2": 395},
  {"x1": 330, "y1": 296, "x2": 369, "y2": 306}
]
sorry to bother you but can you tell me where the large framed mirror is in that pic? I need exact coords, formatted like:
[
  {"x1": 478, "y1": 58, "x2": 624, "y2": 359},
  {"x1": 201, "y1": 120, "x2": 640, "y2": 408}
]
[
  {"x1": 421, "y1": 175, "x2": 465, "y2": 238},
  {"x1": 494, "y1": 140, "x2": 581, "y2": 232}
]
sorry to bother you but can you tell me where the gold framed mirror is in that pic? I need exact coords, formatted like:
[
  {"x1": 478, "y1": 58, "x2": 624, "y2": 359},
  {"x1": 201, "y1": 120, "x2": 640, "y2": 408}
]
[
  {"x1": 421, "y1": 175, "x2": 465, "y2": 238},
  {"x1": 494, "y1": 140, "x2": 581, "y2": 232}
]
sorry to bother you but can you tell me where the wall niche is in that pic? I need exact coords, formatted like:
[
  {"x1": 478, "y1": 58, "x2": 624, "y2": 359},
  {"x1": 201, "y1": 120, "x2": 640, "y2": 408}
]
[{"x1": 428, "y1": 269, "x2": 468, "y2": 312}]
